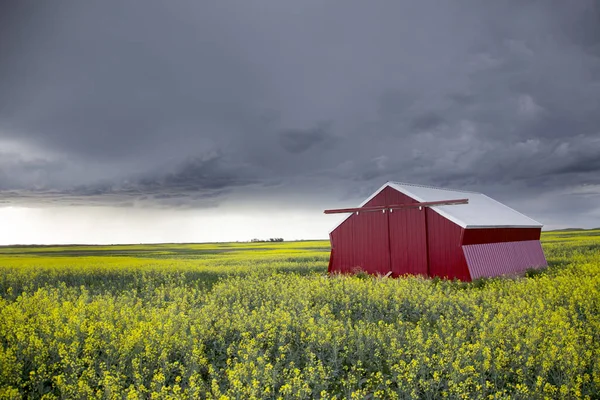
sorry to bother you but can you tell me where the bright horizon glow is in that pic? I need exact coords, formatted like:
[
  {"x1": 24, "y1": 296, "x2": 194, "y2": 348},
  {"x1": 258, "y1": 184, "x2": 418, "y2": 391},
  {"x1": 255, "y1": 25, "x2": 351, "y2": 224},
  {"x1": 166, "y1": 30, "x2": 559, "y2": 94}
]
[{"x1": 0, "y1": 206, "x2": 333, "y2": 245}]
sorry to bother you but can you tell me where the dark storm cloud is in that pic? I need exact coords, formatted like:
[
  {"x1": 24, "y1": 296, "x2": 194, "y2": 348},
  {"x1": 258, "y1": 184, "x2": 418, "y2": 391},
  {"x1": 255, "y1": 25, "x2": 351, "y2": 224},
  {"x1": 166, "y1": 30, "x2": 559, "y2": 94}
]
[
  {"x1": 2, "y1": 152, "x2": 261, "y2": 207},
  {"x1": 1, "y1": 0, "x2": 600, "y2": 226},
  {"x1": 279, "y1": 122, "x2": 335, "y2": 154},
  {"x1": 410, "y1": 114, "x2": 446, "y2": 132}
]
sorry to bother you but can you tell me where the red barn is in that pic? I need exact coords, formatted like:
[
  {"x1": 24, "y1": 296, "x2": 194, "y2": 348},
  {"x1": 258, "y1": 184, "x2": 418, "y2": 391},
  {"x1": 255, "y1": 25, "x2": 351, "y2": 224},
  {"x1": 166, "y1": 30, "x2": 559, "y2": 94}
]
[{"x1": 325, "y1": 182, "x2": 547, "y2": 281}]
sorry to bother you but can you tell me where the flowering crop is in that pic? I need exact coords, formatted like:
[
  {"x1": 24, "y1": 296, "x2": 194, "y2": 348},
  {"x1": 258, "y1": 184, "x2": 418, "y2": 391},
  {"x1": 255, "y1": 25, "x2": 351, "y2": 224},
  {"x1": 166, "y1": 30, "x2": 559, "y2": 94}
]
[{"x1": 0, "y1": 234, "x2": 599, "y2": 399}]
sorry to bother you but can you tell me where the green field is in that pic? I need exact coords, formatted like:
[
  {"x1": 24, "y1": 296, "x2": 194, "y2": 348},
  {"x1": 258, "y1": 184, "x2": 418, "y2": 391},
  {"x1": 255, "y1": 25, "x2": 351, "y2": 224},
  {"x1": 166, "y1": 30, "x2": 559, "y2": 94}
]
[{"x1": 1, "y1": 232, "x2": 599, "y2": 399}]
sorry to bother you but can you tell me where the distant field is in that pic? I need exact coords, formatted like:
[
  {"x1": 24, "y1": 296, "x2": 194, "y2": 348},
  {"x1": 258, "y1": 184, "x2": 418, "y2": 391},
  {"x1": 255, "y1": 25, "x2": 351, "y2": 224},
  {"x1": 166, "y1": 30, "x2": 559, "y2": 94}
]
[
  {"x1": 0, "y1": 241, "x2": 330, "y2": 299},
  {"x1": 1, "y1": 232, "x2": 599, "y2": 399}
]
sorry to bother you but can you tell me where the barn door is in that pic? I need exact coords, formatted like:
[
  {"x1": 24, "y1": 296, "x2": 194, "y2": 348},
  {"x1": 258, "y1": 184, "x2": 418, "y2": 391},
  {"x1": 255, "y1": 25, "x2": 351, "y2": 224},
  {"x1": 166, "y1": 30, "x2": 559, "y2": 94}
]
[
  {"x1": 351, "y1": 209, "x2": 391, "y2": 275},
  {"x1": 387, "y1": 207, "x2": 429, "y2": 277}
]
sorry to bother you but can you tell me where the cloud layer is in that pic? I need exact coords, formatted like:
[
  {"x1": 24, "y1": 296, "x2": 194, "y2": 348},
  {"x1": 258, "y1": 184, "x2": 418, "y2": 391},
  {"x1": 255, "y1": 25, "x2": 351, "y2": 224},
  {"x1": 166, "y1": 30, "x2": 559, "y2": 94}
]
[{"x1": 1, "y1": 0, "x2": 600, "y2": 227}]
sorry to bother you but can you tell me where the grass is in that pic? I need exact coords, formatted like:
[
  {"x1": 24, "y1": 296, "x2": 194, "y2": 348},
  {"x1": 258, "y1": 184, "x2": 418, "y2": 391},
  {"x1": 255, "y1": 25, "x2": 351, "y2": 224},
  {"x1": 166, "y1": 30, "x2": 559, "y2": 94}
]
[{"x1": 0, "y1": 232, "x2": 599, "y2": 399}]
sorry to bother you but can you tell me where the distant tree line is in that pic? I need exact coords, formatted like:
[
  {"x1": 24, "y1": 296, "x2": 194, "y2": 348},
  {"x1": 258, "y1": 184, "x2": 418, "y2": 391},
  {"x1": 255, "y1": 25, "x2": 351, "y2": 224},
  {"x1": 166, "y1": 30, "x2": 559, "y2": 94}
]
[{"x1": 250, "y1": 238, "x2": 284, "y2": 242}]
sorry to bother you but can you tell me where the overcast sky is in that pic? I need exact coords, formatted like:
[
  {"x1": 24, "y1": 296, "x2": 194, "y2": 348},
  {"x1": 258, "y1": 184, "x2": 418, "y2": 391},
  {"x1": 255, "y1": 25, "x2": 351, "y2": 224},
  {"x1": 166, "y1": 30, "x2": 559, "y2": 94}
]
[{"x1": 1, "y1": 0, "x2": 600, "y2": 244}]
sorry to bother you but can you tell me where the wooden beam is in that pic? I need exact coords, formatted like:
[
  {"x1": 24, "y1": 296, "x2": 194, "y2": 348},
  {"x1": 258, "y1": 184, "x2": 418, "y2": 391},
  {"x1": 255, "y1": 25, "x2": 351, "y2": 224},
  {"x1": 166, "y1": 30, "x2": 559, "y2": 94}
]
[{"x1": 323, "y1": 199, "x2": 468, "y2": 214}]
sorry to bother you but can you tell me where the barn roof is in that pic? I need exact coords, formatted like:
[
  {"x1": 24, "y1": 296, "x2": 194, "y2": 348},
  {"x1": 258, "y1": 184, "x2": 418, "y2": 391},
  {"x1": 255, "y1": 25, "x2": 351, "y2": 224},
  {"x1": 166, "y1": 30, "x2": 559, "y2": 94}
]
[
  {"x1": 331, "y1": 182, "x2": 543, "y2": 232},
  {"x1": 387, "y1": 182, "x2": 542, "y2": 229}
]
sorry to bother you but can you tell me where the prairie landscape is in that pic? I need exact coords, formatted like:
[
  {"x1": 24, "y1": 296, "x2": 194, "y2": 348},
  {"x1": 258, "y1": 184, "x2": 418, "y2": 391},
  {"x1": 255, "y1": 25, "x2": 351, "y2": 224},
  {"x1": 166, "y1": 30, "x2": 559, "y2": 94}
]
[
  {"x1": 1, "y1": 231, "x2": 599, "y2": 399},
  {"x1": 3, "y1": 1, "x2": 600, "y2": 399}
]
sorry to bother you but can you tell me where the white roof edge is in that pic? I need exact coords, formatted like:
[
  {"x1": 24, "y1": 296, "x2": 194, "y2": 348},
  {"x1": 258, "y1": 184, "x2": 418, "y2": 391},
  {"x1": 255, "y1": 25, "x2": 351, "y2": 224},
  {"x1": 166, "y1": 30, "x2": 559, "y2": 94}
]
[
  {"x1": 480, "y1": 194, "x2": 544, "y2": 227},
  {"x1": 387, "y1": 183, "x2": 470, "y2": 228},
  {"x1": 327, "y1": 182, "x2": 391, "y2": 235},
  {"x1": 428, "y1": 207, "x2": 468, "y2": 228},
  {"x1": 386, "y1": 182, "x2": 426, "y2": 202},
  {"x1": 388, "y1": 181, "x2": 480, "y2": 194},
  {"x1": 358, "y1": 182, "x2": 391, "y2": 207}
]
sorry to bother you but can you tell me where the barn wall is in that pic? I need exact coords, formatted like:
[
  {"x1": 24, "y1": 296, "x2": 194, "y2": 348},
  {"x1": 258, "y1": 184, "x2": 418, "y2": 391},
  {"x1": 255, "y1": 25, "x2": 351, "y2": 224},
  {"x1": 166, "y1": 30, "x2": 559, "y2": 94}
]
[
  {"x1": 361, "y1": 189, "x2": 383, "y2": 206},
  {"x1": 351, "y1": 210, "x2": 390, "y2": 274},
  {"x1": 426, "y1": 209, "x2": 471, "y2": 281},
  {"x1": 463, "y1": 240, "x2": 548, "y2": 279},
  {"x1": 380, "y1": 186, "x2": 414, "y2": 205},
  {"x1": 354, "y1": 187, "x2": 392, "y2": 274},
  {"x1": 385, "y1": 189, "x2": 428, "y2": 277},
  {"x1": 330, "y1": 187, "x2": 472, "y2": 280},
  {"x1": 462, "y1": 228, "x2": 541, "y2": 245},
  {"x1": 328, "y1": 219, "x2": 353, "y2": 274},
  {"x1": 389, "y1": 207, "x2": 428, "y2": 277},
  {"x1": 365, "y1": 187, "x2": 430, "y2": 276},
  {"x1": 329, "y1": 186, "x2": 430, "y2": 276},
  {"x1": 329, "y1": 187, "x2": 392, "y2": 275}
]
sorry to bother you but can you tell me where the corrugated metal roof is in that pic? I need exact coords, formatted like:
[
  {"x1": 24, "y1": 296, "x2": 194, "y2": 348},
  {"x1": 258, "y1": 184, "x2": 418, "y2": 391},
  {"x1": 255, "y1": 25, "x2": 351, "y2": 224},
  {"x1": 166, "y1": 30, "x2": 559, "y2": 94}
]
[
  {"x1": 463, "y1": 240, "x2": 547, "y2": 279},
  {"x1": 388, "y1": 182, "x2": 543, "y2": 229}
]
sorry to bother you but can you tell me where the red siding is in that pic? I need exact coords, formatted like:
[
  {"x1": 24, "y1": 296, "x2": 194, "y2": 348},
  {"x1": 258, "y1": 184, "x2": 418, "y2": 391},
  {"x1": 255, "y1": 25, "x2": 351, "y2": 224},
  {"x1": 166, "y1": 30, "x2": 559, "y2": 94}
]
[
  {"x1": 381, "y1": 186, "x2": 414, "y2": 205},
  {"x1": 463, "y1": 240, "x2": 547, "y2": 279},
  {"x1": 364, "y1": 186, "x2": 404, "y2": 207},
  {"x1": 462, "y1": 228, "x2": 541, "y2": 245},
  {"x1": 382, "y1": 188, "x2": 428, "y2": 277},
  {"x1": 329, "y1": 187, "x2": 430, "y2": 276},
  {"x1": 328, "y1": 188, "x2": 391, "y2": 275},
  {"x1": 329, "y1": 219, "x2": 352, "y2": 274},
  {"x1": 426, "y1": 209, "x2": 470, "y2": 281},
  {"x1": 351, "y1": 209, "x2": 390, "y2": 274},
  {"x1": 389, "y1": 207, "x2": 428, "y2": 277}
]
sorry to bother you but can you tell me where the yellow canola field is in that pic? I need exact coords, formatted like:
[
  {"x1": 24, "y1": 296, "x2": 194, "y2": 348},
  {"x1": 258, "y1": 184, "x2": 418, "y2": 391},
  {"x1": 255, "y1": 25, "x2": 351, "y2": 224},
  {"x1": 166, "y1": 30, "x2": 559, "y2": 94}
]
[{"x1": 0, "y1": 233, "x2": 599, "y2": 399}]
